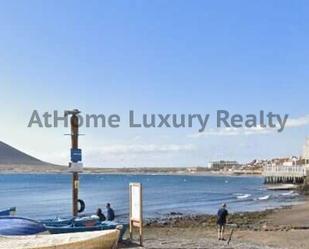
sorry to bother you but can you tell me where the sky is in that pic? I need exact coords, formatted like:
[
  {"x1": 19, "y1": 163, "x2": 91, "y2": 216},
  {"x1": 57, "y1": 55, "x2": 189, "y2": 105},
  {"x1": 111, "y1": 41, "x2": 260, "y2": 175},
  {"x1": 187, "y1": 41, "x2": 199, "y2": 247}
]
[{"x1": 0, "y1": 0, "x2": 309, "y2": 167}]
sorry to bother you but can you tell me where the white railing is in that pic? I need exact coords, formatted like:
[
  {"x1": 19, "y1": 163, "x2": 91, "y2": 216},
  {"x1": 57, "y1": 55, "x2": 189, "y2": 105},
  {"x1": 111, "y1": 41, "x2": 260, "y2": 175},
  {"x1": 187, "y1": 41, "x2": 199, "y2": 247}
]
[{"x1": 263, "y1": 164, "x2": 306, "y2": 177}]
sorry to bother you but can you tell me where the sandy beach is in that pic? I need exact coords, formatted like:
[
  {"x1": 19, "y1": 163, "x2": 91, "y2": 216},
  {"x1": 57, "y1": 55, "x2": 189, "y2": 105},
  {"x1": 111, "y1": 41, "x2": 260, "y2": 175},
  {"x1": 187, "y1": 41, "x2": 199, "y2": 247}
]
[
  {"x1": 120, "y1": 200, "x2": 309, "y2": 249},
  {"x1": 1, "y1": 203, "x2": 308, "y2": 249}
]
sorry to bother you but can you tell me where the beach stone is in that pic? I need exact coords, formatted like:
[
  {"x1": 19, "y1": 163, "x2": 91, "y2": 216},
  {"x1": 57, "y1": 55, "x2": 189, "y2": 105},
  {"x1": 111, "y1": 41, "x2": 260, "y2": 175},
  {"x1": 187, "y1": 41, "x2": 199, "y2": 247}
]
[
  {"x1": 170, "y1": 212, "x2": 183, "y2": 216},
  {"x1": 121, "y1": 237, "x2": 284, "y2": 249}
]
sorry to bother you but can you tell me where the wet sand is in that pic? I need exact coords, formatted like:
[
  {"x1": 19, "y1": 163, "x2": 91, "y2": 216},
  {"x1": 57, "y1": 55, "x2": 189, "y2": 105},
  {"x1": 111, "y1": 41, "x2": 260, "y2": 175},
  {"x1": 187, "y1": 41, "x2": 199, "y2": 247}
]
[{"x1": 120, "y1": 200, "x2": 309, "y2": 249}]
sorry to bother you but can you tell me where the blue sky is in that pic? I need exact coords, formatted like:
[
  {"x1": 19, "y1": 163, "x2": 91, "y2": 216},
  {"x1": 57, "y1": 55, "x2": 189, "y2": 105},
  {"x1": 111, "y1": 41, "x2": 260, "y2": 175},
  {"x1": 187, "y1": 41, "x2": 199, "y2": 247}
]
[{"x1": 1, "y1": 0, "x2": 309, "y2": 167}]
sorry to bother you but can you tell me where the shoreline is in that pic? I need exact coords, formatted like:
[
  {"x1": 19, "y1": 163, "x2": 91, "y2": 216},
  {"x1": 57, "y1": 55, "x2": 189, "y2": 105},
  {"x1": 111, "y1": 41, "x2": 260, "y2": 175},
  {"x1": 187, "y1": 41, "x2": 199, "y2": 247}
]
[
  {"x1": 0, "y1": 170, "x2": 262, "y2": 177},
  {"x1": 121, "y1": 200, "x2": 309, "y2": 249},
  {"x1": 144, "y1": 205, "x2": 293, "y2": 230}
]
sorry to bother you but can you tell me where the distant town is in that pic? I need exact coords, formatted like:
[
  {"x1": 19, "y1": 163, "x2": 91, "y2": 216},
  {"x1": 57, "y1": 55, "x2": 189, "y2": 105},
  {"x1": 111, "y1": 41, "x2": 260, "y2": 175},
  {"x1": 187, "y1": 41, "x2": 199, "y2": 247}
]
[{"x1": 1, "y1": 139, "x2": 309, "y2": 179}]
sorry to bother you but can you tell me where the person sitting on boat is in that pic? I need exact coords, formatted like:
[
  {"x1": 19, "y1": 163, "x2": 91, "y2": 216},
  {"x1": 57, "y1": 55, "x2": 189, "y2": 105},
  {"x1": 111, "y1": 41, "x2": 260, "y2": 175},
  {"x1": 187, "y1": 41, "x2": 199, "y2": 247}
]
[
  {"x1": 96, "y1": 208, "x2": 106, "y2": 221},
  {"x1": 216, "y1": 203, "x2": 228, "y2": 241},
  {"x1": 106, "y1": 203, "x2": 115, "y2": 221}
]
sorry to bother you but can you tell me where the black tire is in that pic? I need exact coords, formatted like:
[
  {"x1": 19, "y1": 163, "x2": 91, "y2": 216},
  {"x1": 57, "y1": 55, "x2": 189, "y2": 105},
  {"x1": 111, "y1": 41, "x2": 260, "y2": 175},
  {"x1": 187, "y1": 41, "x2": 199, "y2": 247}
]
[{"x1": 78, "y1": 199, "x2": 85, "y2": 213}]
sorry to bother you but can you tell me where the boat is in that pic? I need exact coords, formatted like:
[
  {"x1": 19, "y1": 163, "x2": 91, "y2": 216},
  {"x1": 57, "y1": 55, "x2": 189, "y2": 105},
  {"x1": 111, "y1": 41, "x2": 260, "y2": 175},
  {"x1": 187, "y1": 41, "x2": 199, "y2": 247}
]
[
  {"x1": 40, "y1": 213, "x2": 104, "y2": 227},
  {"x1": 0, "y1": 207, "x2": 16, "y2": 216},
  {"x1": 0, "y1": 230, "x2": 120, "y2": 249},
  {"x1": 41, "y1": 216, "x2": 128, "y2": 241},
  {"x1": 45, "y1": 221, "x2": 127, "y2": 241},
  {"x1": 0, "y1": 217, "x2": 47, "y2": 235}
]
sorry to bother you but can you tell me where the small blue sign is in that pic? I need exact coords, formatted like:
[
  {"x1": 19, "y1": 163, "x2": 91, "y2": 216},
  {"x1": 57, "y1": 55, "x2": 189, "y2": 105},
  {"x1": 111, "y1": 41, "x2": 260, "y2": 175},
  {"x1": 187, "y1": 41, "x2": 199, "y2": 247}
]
[{"x1": 71, "y1": 148, "x2": 82, "y2": 162}]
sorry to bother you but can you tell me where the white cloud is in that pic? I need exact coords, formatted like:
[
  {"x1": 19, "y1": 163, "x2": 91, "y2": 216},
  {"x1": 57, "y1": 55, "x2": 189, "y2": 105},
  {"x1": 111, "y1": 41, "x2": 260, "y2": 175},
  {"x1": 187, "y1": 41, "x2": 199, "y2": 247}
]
[
  {"x1": 87, "y1": 143, "x2": 195, "y2": 154},
  {"x1": 82, "y1": 143, "x2": 196, "y2": 167},
  {"x1": 36, "y1": 143, "x2": 196, "y2": 166},
  {"x1": 34, "y1": 151, "x2": 68, "y2": 165},
  {"x1": 286, "y1": 115, "x2": 309, "y2": 128},
  {"x1": 188, "y1": 126, "x2": 272, "y2": 138},
  {"x1": 189, "y1": 114, "x2": 309, "y2": 138}
]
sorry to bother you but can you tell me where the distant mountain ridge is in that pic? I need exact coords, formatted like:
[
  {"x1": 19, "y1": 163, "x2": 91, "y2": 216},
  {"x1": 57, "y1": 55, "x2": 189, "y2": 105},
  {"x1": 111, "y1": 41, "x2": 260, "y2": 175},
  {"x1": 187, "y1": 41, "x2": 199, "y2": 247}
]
[{"x1": 0, "y1": 141, "x2": 56, "y2": 166}]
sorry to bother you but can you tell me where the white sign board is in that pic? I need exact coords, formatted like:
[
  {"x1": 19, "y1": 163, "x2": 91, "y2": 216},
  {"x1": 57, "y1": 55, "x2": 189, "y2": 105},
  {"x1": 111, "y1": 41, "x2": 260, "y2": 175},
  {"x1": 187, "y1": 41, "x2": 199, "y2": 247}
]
[
  {"x1": 131, "y1": 184, "x2": 141, "y2": 221},
  {"x1": 130, "y1": 183, "x2": 142, "y2": 222},
  {"x1": 129, "y1": 182, "x2": 143, "y2": 246},
  {"x1": 68, "y1": 162, "x2": 83, "y2": 173}
]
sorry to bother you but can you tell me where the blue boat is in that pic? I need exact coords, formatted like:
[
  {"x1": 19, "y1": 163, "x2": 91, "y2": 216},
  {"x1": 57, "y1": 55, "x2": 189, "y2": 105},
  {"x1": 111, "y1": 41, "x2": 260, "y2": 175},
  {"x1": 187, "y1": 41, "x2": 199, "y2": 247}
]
[
  {"x1": 41, "y1": 216, "x2": 128, "y2": 240},
  {"x1": 0, "y1": 207, "x2": 16, "y2": 216},
  {"x1": 39, "y1": 212, "x2": 97, "y2": 227},
  {"x1": 0, "y1": 217, "x2": 47, "y2": 235},
  {"x1": 40, "y1": 215, "x2": 101, "y2": 227}
]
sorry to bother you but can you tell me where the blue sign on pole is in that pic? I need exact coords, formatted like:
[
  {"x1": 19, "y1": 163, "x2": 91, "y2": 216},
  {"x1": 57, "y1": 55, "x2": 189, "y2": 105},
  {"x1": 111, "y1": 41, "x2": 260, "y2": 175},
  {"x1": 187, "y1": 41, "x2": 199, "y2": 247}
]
[{"x1": 71, "y1": 149, "x2": 82, "y2": 162}]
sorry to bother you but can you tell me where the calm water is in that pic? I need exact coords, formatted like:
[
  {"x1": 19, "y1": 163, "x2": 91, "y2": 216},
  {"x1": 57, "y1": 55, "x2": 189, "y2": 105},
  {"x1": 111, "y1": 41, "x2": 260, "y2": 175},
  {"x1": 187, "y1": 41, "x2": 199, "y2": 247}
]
[{"x1": 0, "y1": 174, "x2": 303, "y2": 220}]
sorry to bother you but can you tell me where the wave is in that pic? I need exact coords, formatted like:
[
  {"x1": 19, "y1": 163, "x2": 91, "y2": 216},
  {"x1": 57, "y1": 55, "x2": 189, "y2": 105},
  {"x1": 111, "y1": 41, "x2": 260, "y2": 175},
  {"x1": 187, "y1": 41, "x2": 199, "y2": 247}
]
[
  {"x1": 257, "y1": 195, "x2": 270, "y2": 201},
  {"x1": 236, "y1": 194, "x2": 251, "y2": 199},
  {"x1": 280, "y1": 191, "x2": 299, "y2": 197}
]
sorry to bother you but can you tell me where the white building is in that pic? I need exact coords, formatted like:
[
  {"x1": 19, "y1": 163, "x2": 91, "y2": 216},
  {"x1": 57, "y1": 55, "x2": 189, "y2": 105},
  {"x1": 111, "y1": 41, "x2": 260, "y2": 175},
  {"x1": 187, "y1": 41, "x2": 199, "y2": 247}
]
[
  {"x1": 208, "y1": 160, "x2": 240, "y2": 170},
  {"x1": 303, "y1": 137, "x2": 309, "y2": 164},
  {"x1": 263, "y1": 138, "x2": 309, "y2": 184}
]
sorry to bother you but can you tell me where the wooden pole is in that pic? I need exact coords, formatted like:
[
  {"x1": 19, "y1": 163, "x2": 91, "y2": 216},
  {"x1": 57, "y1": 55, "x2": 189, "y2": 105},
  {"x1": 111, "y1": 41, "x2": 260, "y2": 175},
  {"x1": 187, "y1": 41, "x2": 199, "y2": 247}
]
[
  {"x1": 72, "y1": 172, "x2": 79, "y2": 216},
  {"x1": 71, "y1": 114, "x2": 79, "y2": 217}
]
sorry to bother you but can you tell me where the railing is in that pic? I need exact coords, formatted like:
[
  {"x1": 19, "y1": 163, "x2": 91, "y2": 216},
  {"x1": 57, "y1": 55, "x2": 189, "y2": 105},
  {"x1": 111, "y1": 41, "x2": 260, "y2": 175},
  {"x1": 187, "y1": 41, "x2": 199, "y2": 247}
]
[{"x1": 263, "y1": 165, "x2": 306, "y2": 177}]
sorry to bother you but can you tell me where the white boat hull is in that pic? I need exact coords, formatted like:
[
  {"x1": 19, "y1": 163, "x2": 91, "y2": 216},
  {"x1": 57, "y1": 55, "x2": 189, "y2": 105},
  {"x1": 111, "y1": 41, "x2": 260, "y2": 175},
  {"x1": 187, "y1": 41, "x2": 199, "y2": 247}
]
[{"x1": 0, "y1": 229, "x2": 120, "y2": 249}]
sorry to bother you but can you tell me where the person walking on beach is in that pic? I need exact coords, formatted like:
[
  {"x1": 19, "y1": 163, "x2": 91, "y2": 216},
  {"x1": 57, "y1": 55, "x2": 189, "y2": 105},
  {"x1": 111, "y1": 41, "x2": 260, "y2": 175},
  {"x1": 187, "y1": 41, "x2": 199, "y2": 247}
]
[
  {"x1": 106, "y1": 203, "x2": 115, "y2": 221},
  {"x1": 216, "y1": 203, "x2": 228, "y2": 241}
]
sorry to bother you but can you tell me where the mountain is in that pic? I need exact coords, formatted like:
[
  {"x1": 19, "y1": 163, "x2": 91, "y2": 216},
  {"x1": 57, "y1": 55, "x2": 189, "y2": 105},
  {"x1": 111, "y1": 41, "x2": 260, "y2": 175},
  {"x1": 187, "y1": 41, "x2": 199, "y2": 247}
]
[{"x1": 0, "y1": 141, "x2": 65, "y2": 172}]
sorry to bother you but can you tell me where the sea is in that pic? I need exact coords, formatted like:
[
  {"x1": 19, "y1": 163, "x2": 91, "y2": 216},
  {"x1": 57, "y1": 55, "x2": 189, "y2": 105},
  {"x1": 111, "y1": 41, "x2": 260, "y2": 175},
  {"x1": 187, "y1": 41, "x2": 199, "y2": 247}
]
[{"x1": 0, "y1": 174, "x2": 303, "y2": 221}]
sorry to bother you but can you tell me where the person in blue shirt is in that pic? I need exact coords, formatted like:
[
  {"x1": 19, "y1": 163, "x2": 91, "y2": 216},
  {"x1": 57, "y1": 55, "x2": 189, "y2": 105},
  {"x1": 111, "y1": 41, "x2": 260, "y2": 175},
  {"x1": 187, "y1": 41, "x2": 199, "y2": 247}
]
[
  {"x1": 106, "y1": 203, "x2": 115, "y2": 221},
  {"x1": 216, "y1": 203, "x2": 228, "y2": 241}
]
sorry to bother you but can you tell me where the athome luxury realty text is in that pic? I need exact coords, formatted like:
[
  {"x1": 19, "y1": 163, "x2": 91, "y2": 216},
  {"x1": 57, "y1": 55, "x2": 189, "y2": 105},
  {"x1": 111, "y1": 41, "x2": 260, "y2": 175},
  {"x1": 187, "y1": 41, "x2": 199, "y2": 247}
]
[{"x1": 27, "y1": 110, "x2": 289, "y2": 133}]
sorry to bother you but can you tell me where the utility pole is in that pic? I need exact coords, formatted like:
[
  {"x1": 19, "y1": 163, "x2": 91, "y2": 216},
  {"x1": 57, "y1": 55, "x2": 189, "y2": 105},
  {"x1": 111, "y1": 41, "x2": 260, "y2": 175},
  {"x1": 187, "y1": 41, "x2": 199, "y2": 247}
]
[{"x1": 65, "y1": 109, "x2": 83, "y2": 217}]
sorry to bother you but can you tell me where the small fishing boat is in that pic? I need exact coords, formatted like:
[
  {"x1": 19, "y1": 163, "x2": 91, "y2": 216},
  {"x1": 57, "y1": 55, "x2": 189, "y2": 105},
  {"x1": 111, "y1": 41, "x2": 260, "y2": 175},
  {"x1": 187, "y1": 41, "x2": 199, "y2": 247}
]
[
  {"x1": 0, "y1": 207, "x2": 16, "y2": 216},
  {"x1": 40, "y1": 213, "x2": 103, "y2": 227},
  {"x1": 41, "y1": 216, "x2": 128, "y2": 241},
  {"x1": 0, "y1": 217, "x2": 47, "y2": 236},
  {"x1": 0, "y1": 230, "x2": 120, "y2": 249}
]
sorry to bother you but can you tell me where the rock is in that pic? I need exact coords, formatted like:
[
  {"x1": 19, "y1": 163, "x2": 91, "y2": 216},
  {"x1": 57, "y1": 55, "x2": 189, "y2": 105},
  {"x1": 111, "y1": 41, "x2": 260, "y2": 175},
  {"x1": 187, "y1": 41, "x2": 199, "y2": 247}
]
[{"x1": 169, "y1": 212, "x2": 183, "y2": 216}]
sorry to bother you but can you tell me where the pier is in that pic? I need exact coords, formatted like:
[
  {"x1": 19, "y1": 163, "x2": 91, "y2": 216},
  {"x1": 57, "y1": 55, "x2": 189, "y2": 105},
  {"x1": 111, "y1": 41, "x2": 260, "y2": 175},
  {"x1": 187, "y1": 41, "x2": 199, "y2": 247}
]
[{"x1": 263, "y1": 164, "x2": 306, "y2": 184}]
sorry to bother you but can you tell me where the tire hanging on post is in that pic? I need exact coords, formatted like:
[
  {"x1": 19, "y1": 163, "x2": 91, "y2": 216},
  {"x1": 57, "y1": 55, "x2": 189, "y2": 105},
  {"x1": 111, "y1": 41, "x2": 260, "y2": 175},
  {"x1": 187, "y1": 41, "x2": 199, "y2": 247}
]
[{"x1": 78, "y1": 199, "x2": 85, "y2": 213}]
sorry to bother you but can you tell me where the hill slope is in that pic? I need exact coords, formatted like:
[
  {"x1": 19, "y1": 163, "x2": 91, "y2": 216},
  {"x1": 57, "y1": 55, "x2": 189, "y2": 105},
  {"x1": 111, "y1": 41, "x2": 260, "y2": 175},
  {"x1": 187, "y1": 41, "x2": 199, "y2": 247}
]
[
  {"x1": 0, "y1": 141, "x2": 49, "y2": 165},
  {"x1": 0, "y1": 141, "x2": 65, "y2": 172}
]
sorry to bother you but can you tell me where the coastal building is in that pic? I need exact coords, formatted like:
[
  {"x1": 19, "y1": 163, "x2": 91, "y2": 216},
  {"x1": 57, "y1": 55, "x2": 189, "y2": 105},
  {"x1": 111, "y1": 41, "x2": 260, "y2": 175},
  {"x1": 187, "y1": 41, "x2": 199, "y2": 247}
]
[
  {"x1": 208, "y1": 160, "x2": 240, "y2": 170},
  {"x1": 303, "y1": 137, "x2": 309, "y2": 164},
  {"x1": 263, "y1": 138, "x2": 309, "y2": 184}
]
